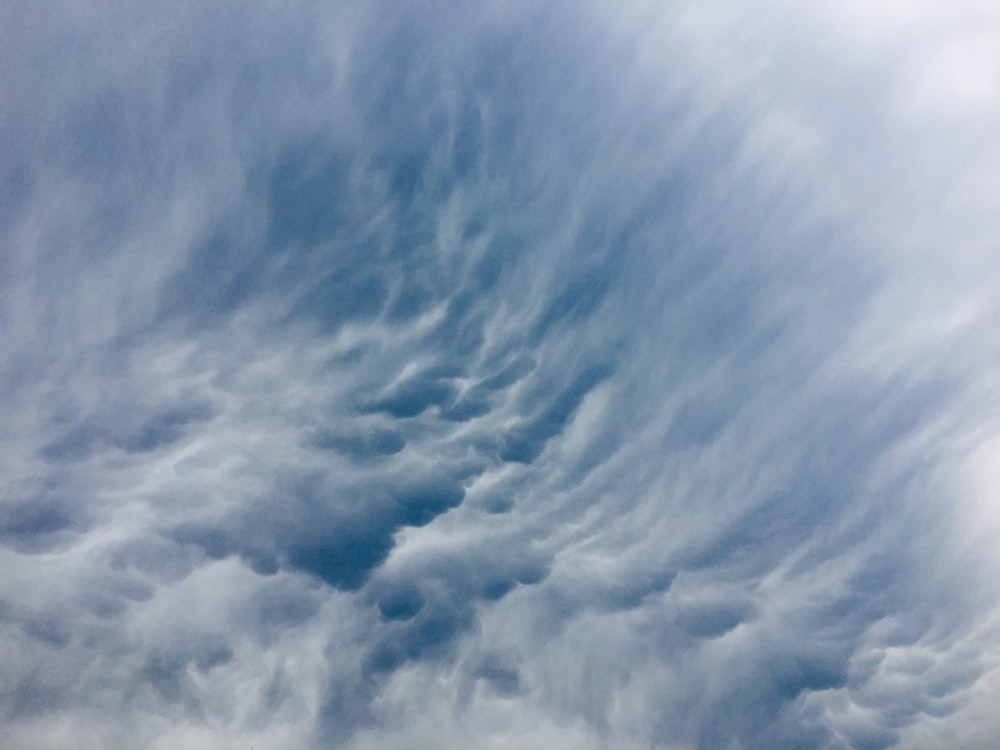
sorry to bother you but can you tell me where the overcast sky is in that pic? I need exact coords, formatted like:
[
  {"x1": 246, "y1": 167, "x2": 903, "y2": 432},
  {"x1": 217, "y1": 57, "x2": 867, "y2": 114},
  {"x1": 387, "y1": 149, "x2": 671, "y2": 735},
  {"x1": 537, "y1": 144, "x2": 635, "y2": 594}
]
[{"x1": 2, "y1": 2, "x2": 1000, "y2": 749}]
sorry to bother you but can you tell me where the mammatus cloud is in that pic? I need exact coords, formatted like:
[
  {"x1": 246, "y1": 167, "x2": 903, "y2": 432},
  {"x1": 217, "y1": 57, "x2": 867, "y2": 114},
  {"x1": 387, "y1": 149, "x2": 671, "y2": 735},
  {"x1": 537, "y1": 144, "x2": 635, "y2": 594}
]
[{"x1": 2, "y1": 1, "x2": 999, "y2": 748}]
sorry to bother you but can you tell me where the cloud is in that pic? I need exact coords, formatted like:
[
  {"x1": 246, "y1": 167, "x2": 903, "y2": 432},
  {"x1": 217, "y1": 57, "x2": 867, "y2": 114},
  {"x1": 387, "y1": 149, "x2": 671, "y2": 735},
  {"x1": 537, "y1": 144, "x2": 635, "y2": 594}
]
[{"x1": 1, "y1": 0, "x2": 999, "y2": 749}]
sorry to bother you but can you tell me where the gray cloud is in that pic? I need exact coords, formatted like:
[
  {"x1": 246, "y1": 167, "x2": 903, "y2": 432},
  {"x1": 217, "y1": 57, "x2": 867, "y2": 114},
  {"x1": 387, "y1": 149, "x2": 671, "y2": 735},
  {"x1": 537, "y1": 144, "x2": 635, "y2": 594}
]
[{"x1": 2, "y1": 1, "x2": 999, "y2": 749}]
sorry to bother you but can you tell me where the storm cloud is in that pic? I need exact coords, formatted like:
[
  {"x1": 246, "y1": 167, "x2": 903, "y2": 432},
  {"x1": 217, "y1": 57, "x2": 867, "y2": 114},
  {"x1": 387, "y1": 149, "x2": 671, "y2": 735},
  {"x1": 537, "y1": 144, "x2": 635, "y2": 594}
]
[{"x1": 2, "y1": 1, "x2": 999, "y2": 749}]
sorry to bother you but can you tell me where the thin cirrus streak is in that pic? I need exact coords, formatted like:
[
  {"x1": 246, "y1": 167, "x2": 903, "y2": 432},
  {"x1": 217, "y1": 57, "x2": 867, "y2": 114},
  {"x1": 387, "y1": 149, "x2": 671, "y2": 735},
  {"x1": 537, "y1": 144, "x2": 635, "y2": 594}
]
[{"x1": 1, "y1": 1, "x2": 998, "y2": 749}]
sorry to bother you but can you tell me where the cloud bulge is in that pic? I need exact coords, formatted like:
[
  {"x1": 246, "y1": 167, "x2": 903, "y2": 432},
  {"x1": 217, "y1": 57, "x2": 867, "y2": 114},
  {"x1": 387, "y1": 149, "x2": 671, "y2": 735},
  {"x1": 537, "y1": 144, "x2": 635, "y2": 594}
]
[{"x1": 1, "y1": 1, "x2": 999, "y2": 748}]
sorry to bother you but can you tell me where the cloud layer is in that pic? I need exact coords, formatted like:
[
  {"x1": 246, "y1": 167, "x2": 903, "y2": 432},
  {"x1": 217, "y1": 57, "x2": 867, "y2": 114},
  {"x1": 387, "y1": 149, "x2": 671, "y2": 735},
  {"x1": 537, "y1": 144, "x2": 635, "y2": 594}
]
[{"x1": 2, "y1": 1, "x2": 999, "y2": 748}]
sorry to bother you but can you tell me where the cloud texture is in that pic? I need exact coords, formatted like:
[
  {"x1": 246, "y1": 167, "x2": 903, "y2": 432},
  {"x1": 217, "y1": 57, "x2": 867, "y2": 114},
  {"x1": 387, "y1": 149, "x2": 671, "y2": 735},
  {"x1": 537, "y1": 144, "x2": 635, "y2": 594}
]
[{"x1": 2, "y1": 1, "x2": 999, "y2": 748}]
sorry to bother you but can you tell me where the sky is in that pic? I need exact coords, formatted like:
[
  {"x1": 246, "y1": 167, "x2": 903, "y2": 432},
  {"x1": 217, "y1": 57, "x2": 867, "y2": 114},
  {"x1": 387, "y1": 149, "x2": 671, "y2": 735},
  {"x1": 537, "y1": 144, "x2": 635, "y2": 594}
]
[{"x1": 2, "y1": 1, "x2": 999, "y2": 748}]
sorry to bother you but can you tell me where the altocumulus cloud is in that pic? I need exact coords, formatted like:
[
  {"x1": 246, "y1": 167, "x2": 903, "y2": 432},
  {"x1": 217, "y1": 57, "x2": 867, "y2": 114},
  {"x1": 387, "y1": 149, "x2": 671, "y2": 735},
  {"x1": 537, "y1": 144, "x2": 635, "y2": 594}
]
[{"x1": 2, "y1": 1, "x2": 999, "y2": 748}]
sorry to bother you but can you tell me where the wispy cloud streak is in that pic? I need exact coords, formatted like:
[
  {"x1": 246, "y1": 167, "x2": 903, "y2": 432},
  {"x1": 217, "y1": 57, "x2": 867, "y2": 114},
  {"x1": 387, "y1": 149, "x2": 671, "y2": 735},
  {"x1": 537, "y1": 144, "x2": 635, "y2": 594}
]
[{"x1": 1, "y1": 1, "x2": 998, "y2": 748}]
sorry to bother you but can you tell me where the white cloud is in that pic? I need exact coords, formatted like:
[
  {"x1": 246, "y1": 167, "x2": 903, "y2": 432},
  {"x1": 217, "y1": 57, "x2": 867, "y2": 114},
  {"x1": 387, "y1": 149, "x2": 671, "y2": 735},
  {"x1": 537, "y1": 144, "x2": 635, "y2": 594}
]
[{"x1": 1, "y1": 1, "x2": 998, "y2": 748}]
